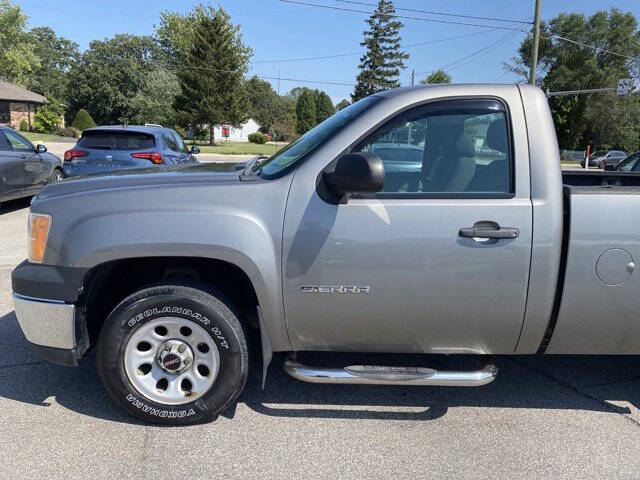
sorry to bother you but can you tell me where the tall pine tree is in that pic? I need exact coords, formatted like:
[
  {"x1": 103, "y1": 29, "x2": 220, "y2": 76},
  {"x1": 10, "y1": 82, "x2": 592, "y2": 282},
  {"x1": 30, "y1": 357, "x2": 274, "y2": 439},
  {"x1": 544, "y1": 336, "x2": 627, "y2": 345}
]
[
  {"x1": 295, "y1": 88, "x2": 316, "y2": 134},
  {"x1": 352, "y1": 0, "x2": 408, "y2": 102},
  {"x1": 175, "y1": 6, "x2": 251, "y2": 144}
]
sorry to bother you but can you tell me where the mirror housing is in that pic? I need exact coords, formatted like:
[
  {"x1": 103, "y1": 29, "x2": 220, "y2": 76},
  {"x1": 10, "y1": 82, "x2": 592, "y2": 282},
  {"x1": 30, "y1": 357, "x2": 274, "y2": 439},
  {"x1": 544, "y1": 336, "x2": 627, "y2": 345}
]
[
  {"x1": 190, "y1": 145, "x2": 200, "y2": 154},
  {"x1": 36, "y1": 144, "x2": 47, "y2": 154},
  {"x1": 323, "y1": 151, "x2": 384, "y2": 195}
]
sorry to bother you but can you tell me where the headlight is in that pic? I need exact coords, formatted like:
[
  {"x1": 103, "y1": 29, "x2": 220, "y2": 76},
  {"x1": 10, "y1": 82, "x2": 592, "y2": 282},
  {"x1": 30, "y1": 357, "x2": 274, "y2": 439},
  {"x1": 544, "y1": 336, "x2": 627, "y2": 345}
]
[{"x1": 28, "y1": 213, "x2": 51, "y2": 263}]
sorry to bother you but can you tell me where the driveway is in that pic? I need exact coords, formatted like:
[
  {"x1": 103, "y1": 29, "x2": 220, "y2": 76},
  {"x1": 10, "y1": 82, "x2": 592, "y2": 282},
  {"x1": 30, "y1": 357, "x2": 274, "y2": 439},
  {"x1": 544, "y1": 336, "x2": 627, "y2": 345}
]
[{"x1": 2, "y1": 198, "x2": 640, "y2": 479}]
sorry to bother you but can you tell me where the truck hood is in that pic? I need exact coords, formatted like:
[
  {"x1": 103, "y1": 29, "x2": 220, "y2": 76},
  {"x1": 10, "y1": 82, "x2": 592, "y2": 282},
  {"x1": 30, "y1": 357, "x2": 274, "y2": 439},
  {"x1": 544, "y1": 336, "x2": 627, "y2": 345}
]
[{"x1": 35, "y1": 162, "x2": 248, "y2": 202}]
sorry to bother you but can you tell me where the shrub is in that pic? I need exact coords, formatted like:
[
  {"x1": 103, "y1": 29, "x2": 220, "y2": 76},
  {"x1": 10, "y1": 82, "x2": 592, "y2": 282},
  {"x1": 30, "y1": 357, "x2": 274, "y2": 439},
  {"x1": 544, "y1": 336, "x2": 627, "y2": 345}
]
[
  {"x1": 56, "y1": 126, "x2": 81, "y2": 138},
  {"x1": 33, "y1": 99, "x2": 64, "y2": 134},
  {"x1": 19, "y1": 119, "x2": 29, "y2": 132},
  {"x1": 71, "y1": 109, "x2": 96, "y2": 131},
  {"x1": 248, "y1": 132, "x2": 267, "y2": 144}
]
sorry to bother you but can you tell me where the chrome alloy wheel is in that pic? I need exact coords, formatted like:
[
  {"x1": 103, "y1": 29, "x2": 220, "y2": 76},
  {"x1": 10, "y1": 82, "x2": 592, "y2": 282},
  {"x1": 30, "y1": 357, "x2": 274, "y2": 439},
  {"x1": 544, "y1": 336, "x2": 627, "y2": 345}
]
[{"x1": 124, "y1": 317, "x2": 220, "y2": 405}]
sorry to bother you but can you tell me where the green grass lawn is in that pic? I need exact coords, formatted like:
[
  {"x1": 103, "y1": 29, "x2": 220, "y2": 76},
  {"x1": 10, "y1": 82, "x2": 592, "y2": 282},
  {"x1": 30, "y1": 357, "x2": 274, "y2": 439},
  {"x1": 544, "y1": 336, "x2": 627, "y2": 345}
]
[
  {"x1": 187, "y1": 141, "x2": 285, "y2": 156},
  {"x1": 21, "y1": 131, "x2": 77, "y2": 143}
]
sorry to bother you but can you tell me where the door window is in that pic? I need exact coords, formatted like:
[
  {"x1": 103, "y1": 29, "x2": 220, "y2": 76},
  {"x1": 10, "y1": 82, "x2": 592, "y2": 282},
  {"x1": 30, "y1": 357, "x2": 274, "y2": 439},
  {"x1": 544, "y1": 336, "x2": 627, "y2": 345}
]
[
  {"x1": 3, "y1": 130, "x2": 34, "y2": 152},
  {"x1": 353, "y1": 99, "x2": 512, "y2": 196},
  {"x1": 171, "y1": 132, "x2": 188, "y2": 153},
  {"x1": 0, "y1": 131, "x2": 11, "y2": 151},
  {"x1": 162, "y1": 132, "x2": 179, "y2": 151}
]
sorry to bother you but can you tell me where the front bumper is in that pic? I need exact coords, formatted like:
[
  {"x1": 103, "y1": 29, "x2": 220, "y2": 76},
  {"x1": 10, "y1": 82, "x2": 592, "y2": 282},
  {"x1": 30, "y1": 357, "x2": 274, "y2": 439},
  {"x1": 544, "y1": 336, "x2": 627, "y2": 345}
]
[
  {"x1": 12, "y1": 261, "x2": 90, "y2": 366},
  {"x1": 13, "y1": 294, "x2": 80, "y2": 366}
]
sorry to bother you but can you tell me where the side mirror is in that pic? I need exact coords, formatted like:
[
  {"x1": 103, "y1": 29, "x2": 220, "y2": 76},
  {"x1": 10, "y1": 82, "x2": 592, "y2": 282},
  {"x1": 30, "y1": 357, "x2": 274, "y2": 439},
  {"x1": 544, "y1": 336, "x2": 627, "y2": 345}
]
[
  {"x1": 604, "y1": 164, "x2": 616, "y2": 171},
  {"x1": 322, "y1": 151, "x2": 384, "y2": 195},
  {"x1": 36, "y1": 144, "x2": 47, "y2": 154},
  {"x1": 190, "y1": 146, "x2": 200, "y2": 154}
]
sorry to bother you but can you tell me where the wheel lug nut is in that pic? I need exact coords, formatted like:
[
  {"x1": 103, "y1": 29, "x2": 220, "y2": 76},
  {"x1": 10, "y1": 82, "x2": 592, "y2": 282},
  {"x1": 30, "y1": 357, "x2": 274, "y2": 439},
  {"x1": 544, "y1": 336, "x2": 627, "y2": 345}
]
[
  {"x1": 184, "y1": 358, "x2": 190, "y2": 366},
  {"x1": 165, "y1": 345, "x2": 171, "y2": 351},
  {"x1": 178, "y1": 344, "x2": 186, "y2": 353}
]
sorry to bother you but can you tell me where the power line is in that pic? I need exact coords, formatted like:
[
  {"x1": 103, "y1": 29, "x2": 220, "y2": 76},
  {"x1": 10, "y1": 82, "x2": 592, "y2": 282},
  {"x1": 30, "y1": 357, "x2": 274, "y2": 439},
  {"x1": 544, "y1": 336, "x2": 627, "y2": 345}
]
[
  {"x1": 17, "y1": 2, "x2": 159, "y2": 19},
  {"x1": 279, "y1": 0, "x2": 527, "y2": 31},
  {"x1": 333, "y1": 0, "x2": 532, "y2": 25},
  {"x1": 415, "y1": 30, "x2": 523, "y2": 75},
  {"x1": 251, "y1": 29, "x2": 497, "y2": 64},
  {"x1": 545, "y1": 33, "x2": 634, "y2": 60}
]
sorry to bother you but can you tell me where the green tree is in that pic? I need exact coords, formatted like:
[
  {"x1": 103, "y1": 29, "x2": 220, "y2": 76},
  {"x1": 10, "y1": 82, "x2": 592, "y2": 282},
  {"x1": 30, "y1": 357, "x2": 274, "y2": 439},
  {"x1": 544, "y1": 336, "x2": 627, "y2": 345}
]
[
  {"x1": 0, "y1": 0, "x2": 39, "y2": 85},
  {"x1": 27, "y1": 26, "x2": 79, "y2": 102},
  {"x1": 273, "y1": 95, "x2": 297, "y2": 141},
  {"x1": 33, "y1": 98, "x2": 63, "y2": 133},
  {"x1": 420, "y1": 69, "x2": 452, "y2": 85},
  {"x1": 507, "y1": 8, "x2": 640, "y2": 150},
  {"x1": 352, "y1": 0, "x2": 408, "y2": 101},
  {"x1": 295, "y1": 89, "x2": 317, "y2": 134},
  {"x1": 68, "y1": 35, "x2": 168, "y2": 125},
  {"x1": 314, "y1": 89, "x2": 335, "y2": 124},
  {"x1": 174, "y1": 6, "x2": 251, "y2": 144},
  {"x1": 156, "y1": 10, "x2": 196, "y2": 65},
  {"x1": 130, "y1": 68, "x2": 180, "y2": 127},
  {"x1": 244, "y1": 75, "x2": 280, "y2": 131},
  {"x1": 336, "y1": 99, "x2": 350, "y2": 110},
  {"x1": 71, "y1": 109, "x2": 96, "y2": 131}
]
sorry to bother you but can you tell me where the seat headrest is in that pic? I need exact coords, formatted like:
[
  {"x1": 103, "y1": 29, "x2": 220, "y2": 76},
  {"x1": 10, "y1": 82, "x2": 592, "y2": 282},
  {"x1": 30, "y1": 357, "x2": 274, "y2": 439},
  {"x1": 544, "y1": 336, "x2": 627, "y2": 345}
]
[
  {"x1": 486, "y1": 119, "x2": 507, "y2": 153},
  {"x1": 456, "y1": 133, "x2": 475, "y2": 157}
]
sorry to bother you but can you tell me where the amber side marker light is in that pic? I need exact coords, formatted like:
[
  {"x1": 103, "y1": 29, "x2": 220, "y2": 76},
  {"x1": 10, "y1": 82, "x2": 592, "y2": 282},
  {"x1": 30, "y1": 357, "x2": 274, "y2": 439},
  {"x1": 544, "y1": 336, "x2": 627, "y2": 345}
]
[{"x1": 28, "y1": 213, "x2": 51, "y2": 263}]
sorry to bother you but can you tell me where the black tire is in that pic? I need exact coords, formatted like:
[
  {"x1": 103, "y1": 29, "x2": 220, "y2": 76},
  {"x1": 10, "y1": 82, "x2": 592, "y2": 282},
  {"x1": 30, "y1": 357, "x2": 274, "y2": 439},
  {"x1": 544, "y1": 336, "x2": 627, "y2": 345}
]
[
  {"x1": 96, "y1": 283, "x2": 249, "y2": 425},
  {"x1": 49, "y1": 168, "x2": 64, "y2": 184},
  {"x1": 599, "y1": 160, "x2": 607, "y2": 170}
]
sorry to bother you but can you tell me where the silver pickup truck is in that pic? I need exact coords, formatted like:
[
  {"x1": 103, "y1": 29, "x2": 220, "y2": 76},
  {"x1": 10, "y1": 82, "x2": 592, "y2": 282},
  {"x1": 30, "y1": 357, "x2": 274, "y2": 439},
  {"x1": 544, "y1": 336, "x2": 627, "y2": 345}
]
[{"x1": 11, "y1": 84, "x2": 640, "y2": 425}]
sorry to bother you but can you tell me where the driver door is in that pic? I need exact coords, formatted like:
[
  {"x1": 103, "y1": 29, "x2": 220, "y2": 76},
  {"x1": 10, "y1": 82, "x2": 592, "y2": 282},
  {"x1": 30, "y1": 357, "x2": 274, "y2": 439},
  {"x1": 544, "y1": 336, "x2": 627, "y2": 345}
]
[{"x1": 282, "y1": 98, "x2": 533, "y2": 355}]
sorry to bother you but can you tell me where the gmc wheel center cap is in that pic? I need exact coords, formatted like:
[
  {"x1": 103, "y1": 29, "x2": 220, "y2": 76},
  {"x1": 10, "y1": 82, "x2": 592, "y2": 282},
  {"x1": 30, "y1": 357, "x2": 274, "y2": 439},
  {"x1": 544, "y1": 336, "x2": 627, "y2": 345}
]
[{"x1": 156, "y1": 340, "x2": 194, "y2": 373}]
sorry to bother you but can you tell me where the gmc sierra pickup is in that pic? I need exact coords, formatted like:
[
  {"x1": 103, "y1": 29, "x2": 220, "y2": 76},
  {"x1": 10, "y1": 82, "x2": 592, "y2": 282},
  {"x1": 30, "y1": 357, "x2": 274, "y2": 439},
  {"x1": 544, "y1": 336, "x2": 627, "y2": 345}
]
[{"x1": 11, "y1": 84, "x2": 640, "y2": 425}]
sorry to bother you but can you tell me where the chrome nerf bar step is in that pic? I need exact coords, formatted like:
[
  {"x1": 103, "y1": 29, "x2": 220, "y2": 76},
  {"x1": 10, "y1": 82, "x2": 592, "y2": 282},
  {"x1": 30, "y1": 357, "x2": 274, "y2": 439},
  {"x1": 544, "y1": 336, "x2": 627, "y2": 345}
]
[{"x1": 283, "y1": 356, "x2": 497, "y2": 387}]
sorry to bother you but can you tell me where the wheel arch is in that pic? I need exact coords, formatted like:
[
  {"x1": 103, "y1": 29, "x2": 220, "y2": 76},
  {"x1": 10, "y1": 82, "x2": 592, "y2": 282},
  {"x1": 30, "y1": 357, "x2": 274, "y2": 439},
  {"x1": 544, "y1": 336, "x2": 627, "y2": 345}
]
[{"x1": 77, "y1": 254, "x2": 288, "y2": 379}]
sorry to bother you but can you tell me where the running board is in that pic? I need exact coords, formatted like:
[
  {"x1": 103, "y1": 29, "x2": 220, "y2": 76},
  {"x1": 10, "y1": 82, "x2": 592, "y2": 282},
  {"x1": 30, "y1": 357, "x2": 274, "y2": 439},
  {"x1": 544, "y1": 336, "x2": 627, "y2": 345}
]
[{"x1": 283, "y1": 356, "x2": 497, "y2": 387}]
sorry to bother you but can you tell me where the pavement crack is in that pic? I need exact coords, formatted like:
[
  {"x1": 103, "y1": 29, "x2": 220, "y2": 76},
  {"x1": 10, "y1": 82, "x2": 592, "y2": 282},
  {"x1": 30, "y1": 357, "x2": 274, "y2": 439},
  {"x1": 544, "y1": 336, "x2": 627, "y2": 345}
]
[{"x1": 508, "y1": 357, "x2": 640, "y2": 429}]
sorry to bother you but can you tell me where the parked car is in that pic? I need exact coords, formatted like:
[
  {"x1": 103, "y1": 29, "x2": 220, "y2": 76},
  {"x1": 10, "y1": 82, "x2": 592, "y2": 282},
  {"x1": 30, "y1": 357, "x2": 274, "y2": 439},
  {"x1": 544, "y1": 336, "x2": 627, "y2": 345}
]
[
  {"x1": 62, "y1": 125, "x2": 200, "y2": 177},
  {"x1": 580, "y1": 150, "x2": 627, "y2": 169},
  {"x1": 0, "y1": 126, "x2": 63, "y2": 206},
  {"x1": 12, "y1": 84, "x2": 640, "y2": 425},
  {"x1": 615, "y1": 152, "x2": 640, "y2": 172}
]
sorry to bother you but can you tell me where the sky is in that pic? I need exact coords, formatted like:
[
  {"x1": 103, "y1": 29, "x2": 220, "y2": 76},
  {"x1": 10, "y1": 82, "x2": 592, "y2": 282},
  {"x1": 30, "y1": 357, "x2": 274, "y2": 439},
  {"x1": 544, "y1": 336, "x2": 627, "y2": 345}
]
[{"x1": 16, "y1": 0, "x2": 640, "y2": 102}]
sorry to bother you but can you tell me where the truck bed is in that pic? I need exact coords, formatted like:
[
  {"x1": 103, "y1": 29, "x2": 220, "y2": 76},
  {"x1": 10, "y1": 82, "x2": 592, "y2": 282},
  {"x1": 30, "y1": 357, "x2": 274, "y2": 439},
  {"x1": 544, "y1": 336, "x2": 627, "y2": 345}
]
[{"x1": 542, "y1": 172, "x2": 640, "y2": 353}]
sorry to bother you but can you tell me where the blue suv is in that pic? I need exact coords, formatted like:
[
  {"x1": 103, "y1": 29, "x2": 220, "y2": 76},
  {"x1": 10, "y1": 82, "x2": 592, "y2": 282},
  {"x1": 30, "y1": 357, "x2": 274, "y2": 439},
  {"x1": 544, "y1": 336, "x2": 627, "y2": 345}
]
[{"x1": 63, "y1": 125, "x2": 200, "y2": 177}]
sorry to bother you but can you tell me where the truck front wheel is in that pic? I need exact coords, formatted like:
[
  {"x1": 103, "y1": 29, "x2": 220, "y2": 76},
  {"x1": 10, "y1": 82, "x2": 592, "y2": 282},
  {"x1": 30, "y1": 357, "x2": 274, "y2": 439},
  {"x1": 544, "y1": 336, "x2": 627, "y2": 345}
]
[{"x1": 96, "y1": 283, "x2": 249, "y2": 425}]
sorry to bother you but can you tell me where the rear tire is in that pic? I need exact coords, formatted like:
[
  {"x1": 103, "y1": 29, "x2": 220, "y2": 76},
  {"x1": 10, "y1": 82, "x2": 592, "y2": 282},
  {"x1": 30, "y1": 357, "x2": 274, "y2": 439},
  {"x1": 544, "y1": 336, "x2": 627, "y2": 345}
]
[
  {"x1": 49, "y1": 168, "x2": 64, "y2": 184},
  {"x1": 96, "y1": 283, "x2": 249, "y2": 425},
  {"x1": 599, "y1": 160, "x2": 607, "y2": 170}
]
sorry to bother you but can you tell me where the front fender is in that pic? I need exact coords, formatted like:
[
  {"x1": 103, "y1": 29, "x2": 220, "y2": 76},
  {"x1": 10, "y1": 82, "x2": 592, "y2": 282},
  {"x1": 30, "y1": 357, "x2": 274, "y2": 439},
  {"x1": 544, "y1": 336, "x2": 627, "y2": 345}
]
[{"x1": 53, "y1": 209, "x2": 290, "y2": 352}]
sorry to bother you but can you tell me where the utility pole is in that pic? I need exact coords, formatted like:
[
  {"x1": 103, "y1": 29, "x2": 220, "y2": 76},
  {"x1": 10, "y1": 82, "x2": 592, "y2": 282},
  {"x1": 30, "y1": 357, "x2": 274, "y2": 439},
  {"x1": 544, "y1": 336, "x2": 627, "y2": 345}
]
[
  {"x1": 529, "y1": 0, "x2": 541, "y2": 85},
  {"x1": 411, "y1": 69, "x2": 415, "y2": 86}
]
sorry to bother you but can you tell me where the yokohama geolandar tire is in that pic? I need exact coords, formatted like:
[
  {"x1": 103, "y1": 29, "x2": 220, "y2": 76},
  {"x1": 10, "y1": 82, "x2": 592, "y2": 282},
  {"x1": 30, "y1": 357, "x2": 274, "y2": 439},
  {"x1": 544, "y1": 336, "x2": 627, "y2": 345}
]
[{"x1": 96, "y1": 283, "x2": 249, "y2": 425}]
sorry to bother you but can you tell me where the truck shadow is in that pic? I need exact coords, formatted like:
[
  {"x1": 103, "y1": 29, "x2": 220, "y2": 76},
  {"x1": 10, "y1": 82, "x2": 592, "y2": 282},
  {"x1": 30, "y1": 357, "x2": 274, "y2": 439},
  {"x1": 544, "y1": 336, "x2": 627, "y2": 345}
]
[
  {"x1": 0, "y1": 197, "x2": 31, "y2": 215},
  {"x1": 1, "y1": 310, "x2": 639, "y2": 425}
]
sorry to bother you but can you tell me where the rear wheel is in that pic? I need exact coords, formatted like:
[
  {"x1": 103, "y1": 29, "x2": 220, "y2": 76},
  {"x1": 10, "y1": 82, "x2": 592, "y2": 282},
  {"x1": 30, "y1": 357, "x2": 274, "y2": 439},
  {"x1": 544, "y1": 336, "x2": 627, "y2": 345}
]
[
  {"x1": 96, "y1": 283, "x2": 249, "y2": 425},
  {"x1": 599, "y1": 160, "x2": 607, "y2": 170},
  {"x1": 49, "y1": 168, "x2": 64, "y2": 184}
]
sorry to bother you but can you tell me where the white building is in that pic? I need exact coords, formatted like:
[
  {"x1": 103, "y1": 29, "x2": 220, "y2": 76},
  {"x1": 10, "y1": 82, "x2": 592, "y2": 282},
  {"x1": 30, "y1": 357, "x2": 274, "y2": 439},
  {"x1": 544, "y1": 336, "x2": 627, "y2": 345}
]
[{"x1": 213, "y1": 118, "x2": 261, "y2": 142}]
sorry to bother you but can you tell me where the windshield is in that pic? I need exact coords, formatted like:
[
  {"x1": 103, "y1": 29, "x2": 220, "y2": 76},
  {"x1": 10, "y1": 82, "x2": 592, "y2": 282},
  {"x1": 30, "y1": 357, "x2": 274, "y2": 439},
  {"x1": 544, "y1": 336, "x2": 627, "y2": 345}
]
[
  {"x1": 617, "y1": 153, "x2": 639, "y2": 171},
  {"x1": 259, "y1": 95, "x2": 382, "y2": 178},
  {"x1": 591, "y1": 150, "x2": 607, "y2": 157}
]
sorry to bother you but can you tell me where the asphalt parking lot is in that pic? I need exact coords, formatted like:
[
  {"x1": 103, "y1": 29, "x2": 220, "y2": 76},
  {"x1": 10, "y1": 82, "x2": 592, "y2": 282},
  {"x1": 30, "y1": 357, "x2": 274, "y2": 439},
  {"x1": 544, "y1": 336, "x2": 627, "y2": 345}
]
[{"x1": 2, "y1": 198, "x2": 640, "y2": 479}]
